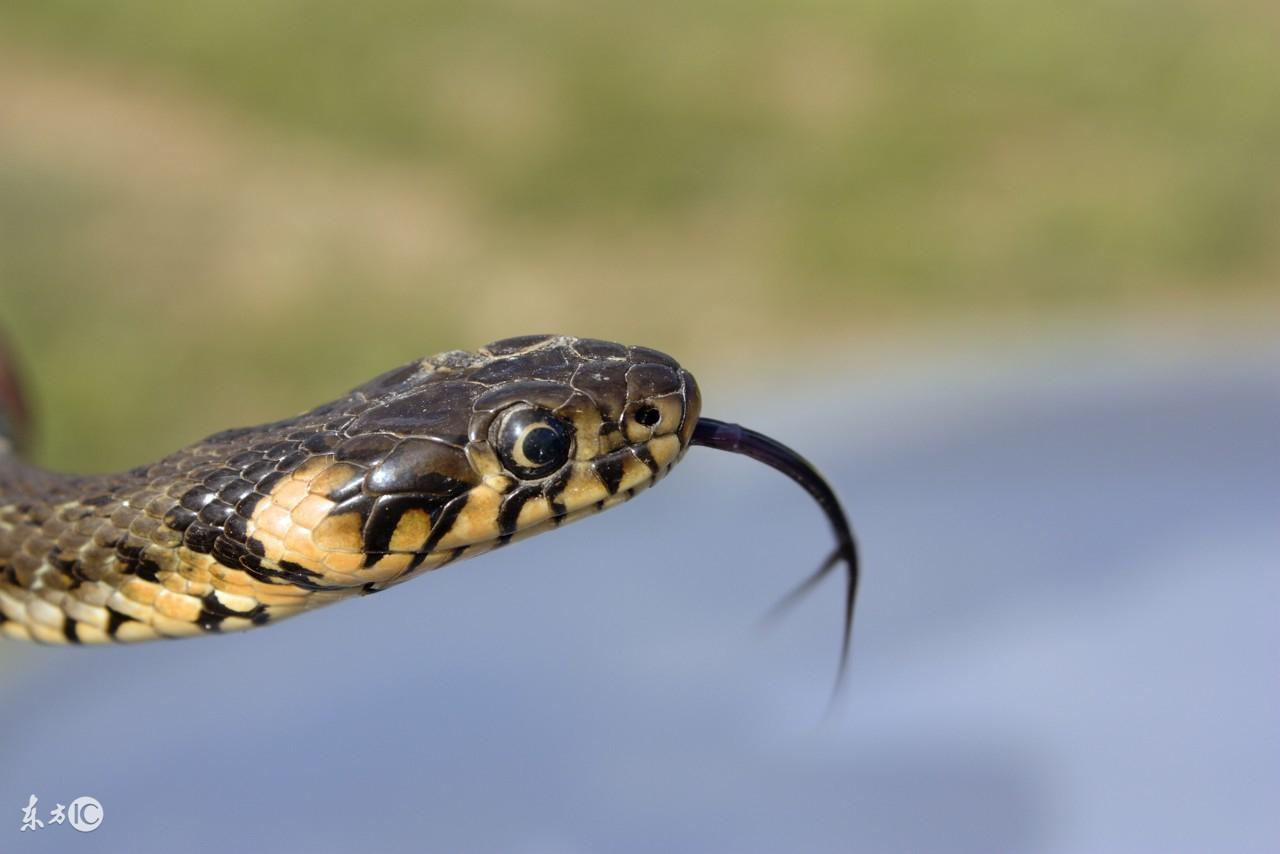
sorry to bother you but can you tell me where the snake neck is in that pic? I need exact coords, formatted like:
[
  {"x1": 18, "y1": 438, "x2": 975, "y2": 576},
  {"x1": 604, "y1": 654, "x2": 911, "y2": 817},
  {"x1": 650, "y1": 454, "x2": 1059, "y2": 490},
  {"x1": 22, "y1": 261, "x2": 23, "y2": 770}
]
[
  {"x1": 0, "y1": 459, "x2": 144, "y2": 597},
  {"x1": 0, "y1": 434, "x2": 351, "y2": 644}
]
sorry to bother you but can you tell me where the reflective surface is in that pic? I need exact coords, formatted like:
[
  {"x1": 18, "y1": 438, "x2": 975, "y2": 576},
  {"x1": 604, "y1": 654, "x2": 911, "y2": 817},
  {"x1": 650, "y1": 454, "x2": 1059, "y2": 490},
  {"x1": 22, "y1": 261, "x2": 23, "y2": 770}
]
[{"x1": 2, "y1": 333, "x2": 1276, "y2": 853}]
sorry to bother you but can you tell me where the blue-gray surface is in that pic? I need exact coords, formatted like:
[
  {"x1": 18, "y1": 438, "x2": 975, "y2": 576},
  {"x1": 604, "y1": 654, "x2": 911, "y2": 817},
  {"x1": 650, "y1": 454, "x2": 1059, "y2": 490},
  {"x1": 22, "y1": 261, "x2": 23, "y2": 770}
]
[{"x1": 2, "y1": 333, "x2": 1276, "y2": 854}]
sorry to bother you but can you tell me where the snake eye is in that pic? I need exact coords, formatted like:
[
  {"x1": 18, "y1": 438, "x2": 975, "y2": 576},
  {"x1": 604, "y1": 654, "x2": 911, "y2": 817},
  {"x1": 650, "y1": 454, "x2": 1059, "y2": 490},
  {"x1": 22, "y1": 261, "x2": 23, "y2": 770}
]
[{"x1": 493, "y1": 406, "x2": 574, "y2": 480}]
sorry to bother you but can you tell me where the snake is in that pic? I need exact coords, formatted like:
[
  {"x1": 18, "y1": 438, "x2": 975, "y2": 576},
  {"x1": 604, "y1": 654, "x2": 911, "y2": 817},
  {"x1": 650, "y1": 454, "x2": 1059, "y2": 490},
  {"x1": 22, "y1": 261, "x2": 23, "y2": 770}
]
[{"x1": 0, "y1": 335, "x2": 858, "y2": 678}]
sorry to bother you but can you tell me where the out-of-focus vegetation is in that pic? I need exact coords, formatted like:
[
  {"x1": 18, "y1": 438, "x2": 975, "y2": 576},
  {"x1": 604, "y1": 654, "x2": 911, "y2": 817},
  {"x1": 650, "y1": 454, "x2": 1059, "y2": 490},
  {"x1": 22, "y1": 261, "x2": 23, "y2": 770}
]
[{"x1": 0, "y1": 0, "x2": 1276, "y2": 470}]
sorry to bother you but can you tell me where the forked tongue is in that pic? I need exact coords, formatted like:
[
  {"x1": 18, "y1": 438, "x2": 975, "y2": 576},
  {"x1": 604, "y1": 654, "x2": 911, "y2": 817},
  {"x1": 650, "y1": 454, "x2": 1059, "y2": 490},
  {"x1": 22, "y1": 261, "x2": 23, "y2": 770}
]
[{"x1": 690, "y1": 418, "x2": 860, "y2": 705}]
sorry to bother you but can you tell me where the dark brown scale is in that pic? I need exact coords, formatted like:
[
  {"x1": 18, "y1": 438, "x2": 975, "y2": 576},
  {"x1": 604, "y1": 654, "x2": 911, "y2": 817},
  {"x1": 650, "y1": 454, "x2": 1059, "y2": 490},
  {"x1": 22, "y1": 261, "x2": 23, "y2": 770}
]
[
  {"x1": 468, "y1": 346, "x2": 571, "y2": 384},
  {"x1": 571, "y1": 339, "x2": 628, "y2": 361},
  {"x1": 180, "y1": 487, "x2": 217, "y2": 513},
  {"x1": 333, "y1": 434, "x2": 400, "y2": 466},
  {"x1": 626, "y1": 363, "x2": 682, "y2": 398},
  {"x1": 261, "y1": 441, "x2": 297, "y2": 461},
  {"x1": 276, "y1": 450, "x2": 311, "y2": 471},
  {"x1": 197, "y1": 502, "x2": 235, "y2": 527},
  {"x1": 164, "y1": 506, "x2": 197, "y2": 533},
  {"x1": 301, "y1": 431, "x2": 342, "y2": 453},
  {"x1": 366, "y1": 439, "x2": 476, "y2": 496},
  {"x1": 226, "y1": 450, "x2": 263, "y2": 470},
  {"x1": 330, "y1": 493, "x2": 376, "y2": 520},
  {"x1": 232, "y1": 487, "x2": 265, "y2": 513},
  {"x1": 183, "y1": 523, "x2": 220, "y2": 554},
  {"x1": 348, "y1": 384, "x2": 481, "y2": 445},
  {"x1": 570, "y1": 363, "x2": 630, "y2": 421},
  {"x1": 242, "y1": 460, "x2": 279, "y2": 483},
  {"x1": 482, "y1": 334, "x2": 555, "y2": 356},
  {"x1": 254, "y1": 471, "x2": 289, "y2": 496},
  {"x1": 473, "y1": 380, "x2": 575, "y2": 416},
  {"x1": 222, "y1": 515, "x2": 250, "y2": 543},
  {"x1": 216, "y1": 479, "x2": 256, "y2": 504}
]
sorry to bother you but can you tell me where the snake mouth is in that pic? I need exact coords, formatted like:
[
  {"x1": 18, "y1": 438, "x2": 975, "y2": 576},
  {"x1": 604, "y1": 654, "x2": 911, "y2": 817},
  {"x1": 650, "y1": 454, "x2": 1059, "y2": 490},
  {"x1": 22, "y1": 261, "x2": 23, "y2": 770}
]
[{"x1": 690, "y1": 417, "x2": 859, "y2": 696}]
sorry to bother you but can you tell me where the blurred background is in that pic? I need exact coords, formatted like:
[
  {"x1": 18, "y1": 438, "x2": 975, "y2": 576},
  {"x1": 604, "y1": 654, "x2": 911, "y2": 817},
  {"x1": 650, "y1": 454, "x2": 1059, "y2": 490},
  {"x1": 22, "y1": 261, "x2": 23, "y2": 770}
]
[{"x1": 0, "y1": 2, "x2": 1276, "y2": 852}]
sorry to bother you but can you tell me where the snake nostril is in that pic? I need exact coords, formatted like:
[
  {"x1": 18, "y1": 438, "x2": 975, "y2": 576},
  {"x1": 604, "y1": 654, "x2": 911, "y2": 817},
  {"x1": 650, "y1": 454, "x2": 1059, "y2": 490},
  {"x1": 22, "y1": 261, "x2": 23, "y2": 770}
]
[{"x1": 634, "y1": 405, "x2": 660, "y2": 427}]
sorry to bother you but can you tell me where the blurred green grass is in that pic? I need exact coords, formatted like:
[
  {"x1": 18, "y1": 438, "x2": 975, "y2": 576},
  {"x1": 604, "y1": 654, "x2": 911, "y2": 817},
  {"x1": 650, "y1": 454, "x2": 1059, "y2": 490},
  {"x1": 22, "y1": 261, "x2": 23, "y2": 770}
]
[{"x1": 0, "y1": 0, "x2": 1276, "y2": 471}]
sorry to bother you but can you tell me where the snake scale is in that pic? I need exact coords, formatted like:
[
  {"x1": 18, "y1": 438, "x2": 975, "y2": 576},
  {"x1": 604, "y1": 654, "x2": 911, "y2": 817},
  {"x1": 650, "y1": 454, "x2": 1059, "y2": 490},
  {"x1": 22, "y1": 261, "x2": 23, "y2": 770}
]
[{"x1": 0, "y1": 334, "x2": 858, "y2": 675}]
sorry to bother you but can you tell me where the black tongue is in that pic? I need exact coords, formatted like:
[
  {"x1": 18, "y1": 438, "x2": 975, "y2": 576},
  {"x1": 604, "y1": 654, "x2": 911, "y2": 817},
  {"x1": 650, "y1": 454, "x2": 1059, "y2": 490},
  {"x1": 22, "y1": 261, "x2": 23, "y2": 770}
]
[{"x1": 690, "y1": 418, "x2": 860, "y2": 699}]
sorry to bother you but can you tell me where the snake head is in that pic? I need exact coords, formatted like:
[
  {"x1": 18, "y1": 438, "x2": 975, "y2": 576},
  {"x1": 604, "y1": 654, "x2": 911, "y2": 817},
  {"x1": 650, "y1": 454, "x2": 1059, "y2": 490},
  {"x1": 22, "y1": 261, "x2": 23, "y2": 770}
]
[
  {"x1": 242, "y1": 335, "x2": 701, "y2": 591},
  {"x1": 4, "y1": 327, "x2": 855, "y2": 685}
]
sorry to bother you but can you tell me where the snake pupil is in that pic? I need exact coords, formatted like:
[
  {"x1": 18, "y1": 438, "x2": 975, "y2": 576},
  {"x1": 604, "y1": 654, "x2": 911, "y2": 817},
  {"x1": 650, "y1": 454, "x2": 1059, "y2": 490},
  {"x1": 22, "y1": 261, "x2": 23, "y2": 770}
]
[{"x1": 522, "y1": 426, "x2": 561, "y2": 465}]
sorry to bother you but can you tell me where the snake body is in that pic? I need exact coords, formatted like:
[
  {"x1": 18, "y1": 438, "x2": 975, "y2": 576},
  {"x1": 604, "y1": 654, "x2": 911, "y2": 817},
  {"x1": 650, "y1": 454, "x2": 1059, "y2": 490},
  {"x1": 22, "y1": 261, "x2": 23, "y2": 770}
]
[{"x1": 0, "y1": 335, "x2": 700, "y2": 644}]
